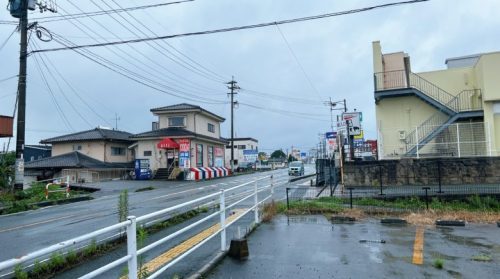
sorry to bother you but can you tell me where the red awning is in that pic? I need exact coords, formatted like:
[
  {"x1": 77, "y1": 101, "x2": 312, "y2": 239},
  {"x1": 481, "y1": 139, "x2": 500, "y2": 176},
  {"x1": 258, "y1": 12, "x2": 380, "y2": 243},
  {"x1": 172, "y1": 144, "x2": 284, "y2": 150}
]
[{"x1": 157, "y1": 138, "x2": 180, "y2": 149}]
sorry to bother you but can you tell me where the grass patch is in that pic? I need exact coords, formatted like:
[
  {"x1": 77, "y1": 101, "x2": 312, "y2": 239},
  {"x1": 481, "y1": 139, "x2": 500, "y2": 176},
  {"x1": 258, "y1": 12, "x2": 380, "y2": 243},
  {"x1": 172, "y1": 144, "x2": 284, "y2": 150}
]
[
  {"x1": 471, "y1": 254, "x2": 492, "y2": 262},
  {"x1": 433, "y1": 258, "x2": 444, "y2": 269},
  {"x1": 262, "y1": 201, "x2": 278, "y2": 223},
  {"x1": 135, "y1": 186, "x2": 155, "y2": 192},
  {"x1": 0, "y1": 183, "x2": 85, "y2": 215}
]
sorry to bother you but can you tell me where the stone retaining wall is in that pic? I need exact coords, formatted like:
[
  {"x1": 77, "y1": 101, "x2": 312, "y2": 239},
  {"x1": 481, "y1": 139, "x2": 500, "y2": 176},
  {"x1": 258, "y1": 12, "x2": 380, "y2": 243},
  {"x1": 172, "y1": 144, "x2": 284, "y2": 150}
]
[{"x1": 344, "y1": 157, "x2": 500, "y2": 186}]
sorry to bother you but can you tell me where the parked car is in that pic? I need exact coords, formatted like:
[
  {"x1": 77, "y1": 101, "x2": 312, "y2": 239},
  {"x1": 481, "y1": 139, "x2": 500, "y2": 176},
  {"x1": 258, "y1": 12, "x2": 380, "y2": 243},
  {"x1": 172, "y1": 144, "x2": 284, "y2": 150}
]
[
  {"x1": 288, "y1": 161, "x2": 304, "y2": 176},
  {"x1": 236, "y1": 162, "x2": 255, "y2": 172}
]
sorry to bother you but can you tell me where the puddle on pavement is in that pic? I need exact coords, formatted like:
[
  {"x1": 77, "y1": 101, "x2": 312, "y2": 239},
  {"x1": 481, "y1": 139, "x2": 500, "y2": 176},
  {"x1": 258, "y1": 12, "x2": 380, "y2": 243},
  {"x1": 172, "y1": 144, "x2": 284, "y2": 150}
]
[
  {"x1": 438, "y1": 228, "x2": 494, "y2": 249},
  {"x1": 446, "y1": 270, "x2": 463, "y2": 278}
]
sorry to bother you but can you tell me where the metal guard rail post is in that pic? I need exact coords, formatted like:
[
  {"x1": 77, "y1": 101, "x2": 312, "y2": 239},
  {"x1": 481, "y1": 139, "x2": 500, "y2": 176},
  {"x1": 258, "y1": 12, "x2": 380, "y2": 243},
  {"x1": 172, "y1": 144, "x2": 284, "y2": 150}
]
[{"x1": 0, "y1": 175, "x2": 273, "y2": 279}]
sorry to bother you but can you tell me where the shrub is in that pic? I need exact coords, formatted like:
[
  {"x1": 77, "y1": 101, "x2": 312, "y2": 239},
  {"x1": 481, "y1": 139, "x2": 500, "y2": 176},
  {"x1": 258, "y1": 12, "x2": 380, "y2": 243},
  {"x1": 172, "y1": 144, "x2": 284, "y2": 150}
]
[{"x1": 433, "y1": 258, "x2": 444, "y2": 269}]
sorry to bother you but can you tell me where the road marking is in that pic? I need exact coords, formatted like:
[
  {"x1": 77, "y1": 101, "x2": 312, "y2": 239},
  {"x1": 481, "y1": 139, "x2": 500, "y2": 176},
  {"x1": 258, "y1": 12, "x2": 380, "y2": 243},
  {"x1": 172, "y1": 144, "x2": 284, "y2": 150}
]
[
  {"x1": 127, "y1": 209, "x2": 246, "y2": 278},
  {"x1": 0, "y1": 214, "x2": 77, "y2": 233},
  {"x1": 150, "y1": 188, "x2": 200, "y2": 200},
  {"x1": 412, "y1": 226, "x2": 425, "y2": 265}
]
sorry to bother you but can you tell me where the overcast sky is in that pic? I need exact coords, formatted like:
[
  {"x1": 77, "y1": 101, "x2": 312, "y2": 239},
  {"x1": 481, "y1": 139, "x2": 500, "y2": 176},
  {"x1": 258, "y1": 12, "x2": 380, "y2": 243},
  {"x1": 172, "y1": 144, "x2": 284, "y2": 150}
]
[{"x1": 1, "y1": 0, "x2": 499, "y2": 154}]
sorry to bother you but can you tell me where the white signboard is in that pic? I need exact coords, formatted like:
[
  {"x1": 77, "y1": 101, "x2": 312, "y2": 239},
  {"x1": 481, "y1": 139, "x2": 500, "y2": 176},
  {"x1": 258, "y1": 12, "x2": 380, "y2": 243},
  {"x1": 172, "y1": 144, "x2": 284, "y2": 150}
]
[{"x1": 342, "y1": 112, "x2": 362, "y2": 136}]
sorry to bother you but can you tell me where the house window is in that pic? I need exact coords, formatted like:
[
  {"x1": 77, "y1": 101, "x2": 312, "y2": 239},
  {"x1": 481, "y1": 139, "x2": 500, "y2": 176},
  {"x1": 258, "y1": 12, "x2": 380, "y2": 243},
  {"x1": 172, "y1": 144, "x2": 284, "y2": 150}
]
[
  {"x1": 144, "y1": 150, "x2": 152, "y2": 156},
  {"x1": 208, "y1": 146, "x2": 214, "y2": 167},
  {"x1": 208, "y1": 123, "x2": 215, "y2": 133},
  {"x1": 168, "y1": 116, "x2": 186, "y2": 127},
  {"x1": 238, "y1": 145, "x2": 246, "y2": 149},
  {"x1": 73, "y1": 144, "x2": 82, "y2": 151},
  {"x1": 111, "y1": 147, "x2": 126, "y2": 156},
  {"x1": 196, "y1": 144, "x2": 203, "y2": 167}
]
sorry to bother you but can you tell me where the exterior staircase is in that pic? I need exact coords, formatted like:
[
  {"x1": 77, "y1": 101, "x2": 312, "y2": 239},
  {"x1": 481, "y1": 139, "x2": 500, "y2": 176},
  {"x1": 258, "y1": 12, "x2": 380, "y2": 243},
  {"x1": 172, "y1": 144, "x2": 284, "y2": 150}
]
[
  {"x1": 374, "y1": 70, "x2": 483, "y2": 156},
  {"x1": 154, "y1": 167, "x2": 172, "y2": 180}
]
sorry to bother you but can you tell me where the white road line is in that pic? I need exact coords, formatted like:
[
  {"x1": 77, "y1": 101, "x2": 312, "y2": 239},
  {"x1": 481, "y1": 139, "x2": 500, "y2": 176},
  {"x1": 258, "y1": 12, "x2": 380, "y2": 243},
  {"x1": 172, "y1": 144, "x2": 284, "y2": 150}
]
[{"x1": 0, "y1": 214, "x2": 78, "y2": 233}]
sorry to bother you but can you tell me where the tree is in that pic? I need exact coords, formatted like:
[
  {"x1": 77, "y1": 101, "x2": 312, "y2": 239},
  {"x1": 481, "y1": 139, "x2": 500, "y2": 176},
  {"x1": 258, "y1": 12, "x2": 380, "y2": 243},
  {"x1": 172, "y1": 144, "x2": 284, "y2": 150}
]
[
  {"x1": 258, "y1": 152, "x2": 268, "y2": 161},
  {"x1": 270, "y1": 150, "x2": 286, "y2": 159},
  {"x1": 288, "y1": 154, "x2": 297, "y2": 162},
  {"x1": 0, "y1": 152, "x2": 16, "y2": 192}
]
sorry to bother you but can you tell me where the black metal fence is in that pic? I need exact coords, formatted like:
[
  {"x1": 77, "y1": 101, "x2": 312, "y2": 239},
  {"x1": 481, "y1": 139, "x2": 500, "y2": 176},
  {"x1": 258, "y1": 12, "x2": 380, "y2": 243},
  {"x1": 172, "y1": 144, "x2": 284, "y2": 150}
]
[
  {"x1": 315, "y1": 158, "x2": 340, "y2": 186},
  {"x1": 285, "y1": 184, "x2": 500, "y2": 211}
]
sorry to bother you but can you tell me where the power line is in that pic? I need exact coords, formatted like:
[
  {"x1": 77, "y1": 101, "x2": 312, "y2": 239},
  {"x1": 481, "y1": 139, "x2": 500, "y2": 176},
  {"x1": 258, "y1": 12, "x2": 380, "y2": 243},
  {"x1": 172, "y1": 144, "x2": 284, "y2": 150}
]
[
  {"x1": 31, "y1": 39, "x2": 97, "y2": 128},
  {"x1": 0, "y1": 26, "x2": 18, "y2": 51},
  {"x1": 0, "y1": 75, "x2": 18, "y2": 83},
  {"x1": 107, "y1": 0, "x2": 227, "y2": 82},
  {"x1": 274, "y1": 23, "x2": 323, "y2": 101},
  {"x1": 31, "y1": 0, "x2": 430, "y2": 54},
  {"x1": 30, "y1": 44, "x2": 74, "y2": 131},
  {"x1": 240, "y1": 88, "x2": 324, "y2": 106},
  {"x1": 49, "y1": 5, "x2": 226, "y2": 102},
  {"x1": 58, "y1": 1, "x2": 225, "y2": 96},
  {"x1": 93, "y1": 0, "x2": 225, "y2": 83},
  {"x1": 1, "y1": 0, "x2": 194, "y2": 24},
  {"x1": 47, "y1": 33, "x2": 228, "y2": 105}
]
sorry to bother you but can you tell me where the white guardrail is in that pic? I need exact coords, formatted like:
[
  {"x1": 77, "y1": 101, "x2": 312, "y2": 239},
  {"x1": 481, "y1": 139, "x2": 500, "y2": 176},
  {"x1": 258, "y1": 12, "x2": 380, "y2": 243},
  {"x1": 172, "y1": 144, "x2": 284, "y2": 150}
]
[{"x1": 0, "y1": 175, "x2": 275, "y2": 279}]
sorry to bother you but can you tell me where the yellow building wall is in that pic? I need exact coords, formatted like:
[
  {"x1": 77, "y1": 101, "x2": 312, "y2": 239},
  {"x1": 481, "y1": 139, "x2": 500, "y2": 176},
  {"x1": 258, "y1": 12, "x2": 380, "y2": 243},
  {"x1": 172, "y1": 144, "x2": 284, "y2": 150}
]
[
  {"x1": 372, "y1": 41, "x2": 383, "y2": 73},
  {"x1": 376, "y1": 96, "x2": 447, "y2": 158},
  {"x1": 52, "y1": 141, "x2": 132, "y2": 163},
  {"x1": 474, "y1": 52, "x2": 500, "y2": 101},
  {"x1": 52, "y1": 142, "x2": 105, "y2": 161},
  {"x1": 417, "y1": 67, "x2": 476, "y2": 96}
]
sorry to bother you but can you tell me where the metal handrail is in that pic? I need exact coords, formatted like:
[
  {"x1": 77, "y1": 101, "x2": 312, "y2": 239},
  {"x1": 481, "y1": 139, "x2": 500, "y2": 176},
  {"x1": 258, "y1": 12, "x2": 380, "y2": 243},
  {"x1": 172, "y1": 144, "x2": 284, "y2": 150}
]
[
  {"x1": 374, "y1": 71, "x2": 482, "y2": 114},
  {"x1": 0, "y1": 176, "x2": 274, "y2": 279},
  {"x1": 405, "y1": 89, "x2": 483, "y2": 148}
]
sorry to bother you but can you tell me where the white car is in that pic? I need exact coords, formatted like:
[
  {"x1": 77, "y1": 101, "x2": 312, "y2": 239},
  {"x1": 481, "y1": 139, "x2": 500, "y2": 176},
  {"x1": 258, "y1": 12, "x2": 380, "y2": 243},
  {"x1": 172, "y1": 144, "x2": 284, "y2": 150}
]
[{"x1": 288, "y1": 161, "x2": 304, "y2": 176}]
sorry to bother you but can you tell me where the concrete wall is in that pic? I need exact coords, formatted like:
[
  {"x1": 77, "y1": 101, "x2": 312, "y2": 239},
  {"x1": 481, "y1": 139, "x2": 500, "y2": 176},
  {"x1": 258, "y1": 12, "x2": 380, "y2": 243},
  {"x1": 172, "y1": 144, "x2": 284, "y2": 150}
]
[{"x1": 344, "y1": 157, "x2": 500, "y2": 186}]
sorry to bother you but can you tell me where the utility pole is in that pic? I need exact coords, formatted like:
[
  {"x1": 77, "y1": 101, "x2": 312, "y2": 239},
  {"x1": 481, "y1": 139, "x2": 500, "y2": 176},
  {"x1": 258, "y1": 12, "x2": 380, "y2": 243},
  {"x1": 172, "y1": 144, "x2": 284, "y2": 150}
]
[
  {"x1": 226, "y1": 77, "x2": 239, "y2": 171},
  {"x1": 14, "y1": 0, "x2": 29, "y2": 190}
]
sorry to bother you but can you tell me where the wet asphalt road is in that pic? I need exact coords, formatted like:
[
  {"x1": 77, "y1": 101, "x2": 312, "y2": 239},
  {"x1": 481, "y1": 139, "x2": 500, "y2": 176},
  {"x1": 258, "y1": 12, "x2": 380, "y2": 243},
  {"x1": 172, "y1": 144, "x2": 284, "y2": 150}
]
[
  {"x1": 0, "y1": 166, "x2": 314, "y2": 269},
  {"x1": 208, "y1": 215, "x2": 500, "y2": 279}
]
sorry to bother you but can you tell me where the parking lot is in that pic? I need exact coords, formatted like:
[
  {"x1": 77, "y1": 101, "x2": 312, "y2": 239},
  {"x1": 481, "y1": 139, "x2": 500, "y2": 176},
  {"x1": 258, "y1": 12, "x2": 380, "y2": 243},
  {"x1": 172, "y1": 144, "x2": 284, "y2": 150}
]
[{"x1": 208, "y1": 215, "x2": 500, "y2": 278}]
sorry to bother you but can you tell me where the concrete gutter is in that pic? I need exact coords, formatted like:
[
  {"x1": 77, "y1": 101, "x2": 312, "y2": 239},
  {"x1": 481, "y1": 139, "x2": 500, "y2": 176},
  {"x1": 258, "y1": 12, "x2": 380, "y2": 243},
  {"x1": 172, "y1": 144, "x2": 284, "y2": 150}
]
[{"x1": 289, "y1": 173, "x2": 316, "y2": 183}]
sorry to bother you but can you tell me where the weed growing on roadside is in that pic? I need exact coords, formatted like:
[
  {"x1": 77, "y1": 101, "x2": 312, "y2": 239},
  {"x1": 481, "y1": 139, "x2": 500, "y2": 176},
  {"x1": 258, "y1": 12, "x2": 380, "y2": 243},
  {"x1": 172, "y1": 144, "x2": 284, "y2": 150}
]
[
  {"x1": 471, "y1": 254, "x2": 492, "y2": 262},
  {"x1": 433, "y1": 258, "x2": 444, "y2": 269},
  {"x1": 14, "y1": 264, "x2": 28, "y2": 279}
]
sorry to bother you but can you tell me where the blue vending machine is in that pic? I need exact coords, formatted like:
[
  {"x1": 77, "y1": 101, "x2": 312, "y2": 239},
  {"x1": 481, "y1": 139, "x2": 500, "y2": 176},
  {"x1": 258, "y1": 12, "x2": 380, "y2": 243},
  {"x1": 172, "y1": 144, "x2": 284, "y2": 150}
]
[{"x1": 134, "y1": 159, "x2": 152, "y2": 180}]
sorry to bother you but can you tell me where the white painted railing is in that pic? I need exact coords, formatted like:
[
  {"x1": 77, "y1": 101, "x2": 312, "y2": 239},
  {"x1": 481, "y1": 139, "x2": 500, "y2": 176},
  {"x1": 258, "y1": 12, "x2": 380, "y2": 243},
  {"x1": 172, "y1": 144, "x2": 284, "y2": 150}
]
[{"x1": 0, "y1": 175, "x2": 274, "y2": 279}]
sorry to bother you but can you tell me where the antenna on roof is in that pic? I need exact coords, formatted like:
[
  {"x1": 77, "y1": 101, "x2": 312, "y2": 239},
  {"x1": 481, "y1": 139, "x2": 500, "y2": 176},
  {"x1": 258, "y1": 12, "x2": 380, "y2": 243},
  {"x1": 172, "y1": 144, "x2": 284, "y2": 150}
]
[{"x1": 112, "y1": 113, "x2": 121, "y2": 130}]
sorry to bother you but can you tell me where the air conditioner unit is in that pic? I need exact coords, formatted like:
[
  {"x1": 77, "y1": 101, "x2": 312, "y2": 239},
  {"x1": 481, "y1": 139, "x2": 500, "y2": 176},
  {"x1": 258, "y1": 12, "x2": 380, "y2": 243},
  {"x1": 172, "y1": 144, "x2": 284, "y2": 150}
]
[{"x1": 398, "y1": 130, "x2": 406, "y2": 140}]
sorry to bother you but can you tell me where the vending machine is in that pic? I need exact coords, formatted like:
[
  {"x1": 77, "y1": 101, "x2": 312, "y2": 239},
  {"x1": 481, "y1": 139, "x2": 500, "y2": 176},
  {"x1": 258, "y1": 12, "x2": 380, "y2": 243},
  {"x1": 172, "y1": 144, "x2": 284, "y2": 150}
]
[{"x1": 134, "y1": 159, "x2": 152, "y2": 180}]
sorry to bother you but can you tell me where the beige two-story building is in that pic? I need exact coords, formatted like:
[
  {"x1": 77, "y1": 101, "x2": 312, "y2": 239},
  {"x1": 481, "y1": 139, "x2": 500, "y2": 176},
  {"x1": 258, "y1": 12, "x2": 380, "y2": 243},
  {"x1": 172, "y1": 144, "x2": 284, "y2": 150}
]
[
  {"x1": 373, "y1": 41, "x2": 500, "y2": 159},
  {"x1": 130, "y1": 103, "x2": 228, "y2": 179},
  {"x1": 25, "y1": 127, "x2": 135, "y2": 183}
]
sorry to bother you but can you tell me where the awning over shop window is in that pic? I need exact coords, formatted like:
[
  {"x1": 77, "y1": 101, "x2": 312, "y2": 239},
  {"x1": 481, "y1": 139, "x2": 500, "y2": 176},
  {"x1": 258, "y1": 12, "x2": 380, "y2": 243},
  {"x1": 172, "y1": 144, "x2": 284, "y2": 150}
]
[{"x1": 157, "y1": 138, "x2": 180, "y2": 149}]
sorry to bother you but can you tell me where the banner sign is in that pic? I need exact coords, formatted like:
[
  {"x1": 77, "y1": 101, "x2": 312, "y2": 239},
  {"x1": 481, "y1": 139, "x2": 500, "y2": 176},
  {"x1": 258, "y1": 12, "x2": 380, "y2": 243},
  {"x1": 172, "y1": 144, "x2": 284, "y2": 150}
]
[
  {"x1": 179, "y1": 151, "x2": 190, "y2": 168},
  {"x1": 215, "y1": 147, "x2": 224, "y2": 157},
  {"x1": 176, "y1": 138, "x2": 190, "y2": 152},
  {"x1": 243, "y1": 149, "x2": 258, "y2": 162}
]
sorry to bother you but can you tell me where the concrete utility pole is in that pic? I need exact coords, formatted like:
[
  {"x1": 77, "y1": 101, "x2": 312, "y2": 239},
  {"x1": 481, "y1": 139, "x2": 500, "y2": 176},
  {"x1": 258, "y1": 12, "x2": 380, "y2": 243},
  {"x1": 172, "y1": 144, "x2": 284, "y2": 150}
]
[
  {"x1": 227, "y1": 77, "x2": 239, "y2": 171},
  {"x1": 14, "y1": 0, "x2": 29, "y2": 190}
]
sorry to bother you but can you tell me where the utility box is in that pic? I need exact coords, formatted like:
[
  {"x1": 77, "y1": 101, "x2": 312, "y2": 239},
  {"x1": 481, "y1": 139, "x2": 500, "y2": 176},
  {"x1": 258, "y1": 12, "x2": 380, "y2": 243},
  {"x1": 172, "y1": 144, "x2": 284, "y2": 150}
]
[{"x1": 0, "y1": 115, "x2": 14, "y2": 138}]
